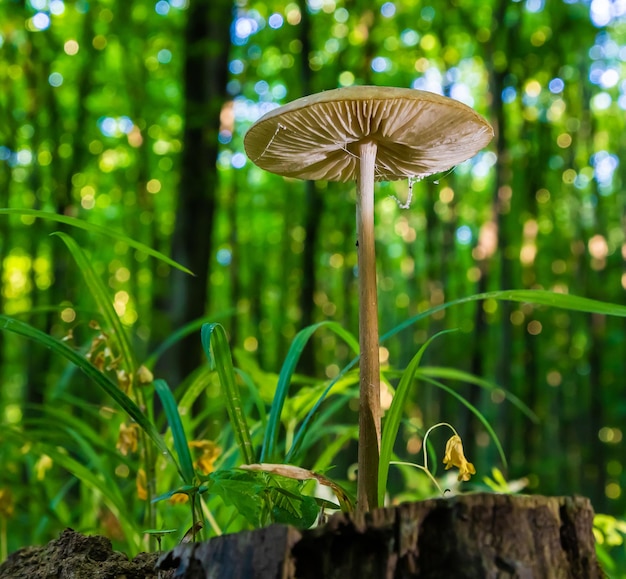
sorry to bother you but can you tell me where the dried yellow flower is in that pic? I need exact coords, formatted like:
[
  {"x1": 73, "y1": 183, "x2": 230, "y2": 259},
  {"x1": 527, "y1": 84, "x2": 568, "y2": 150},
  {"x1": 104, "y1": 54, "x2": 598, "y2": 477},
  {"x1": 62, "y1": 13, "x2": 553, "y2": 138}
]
[
  {"x1": 136, "y1": 468, "x2": 148, "y2": 501},
  {"x1": 189, "y1": 440, "x2": 220, "y2": 475},
  {"x1": 117, "y1": 423, "x2": 139, "y2": 456},
  {"x1": 443, "y1": 435, "x2": 476, "y2": 482},
  {"x1": 0, "y1": 488, "x2": 14, "y2": 518}
]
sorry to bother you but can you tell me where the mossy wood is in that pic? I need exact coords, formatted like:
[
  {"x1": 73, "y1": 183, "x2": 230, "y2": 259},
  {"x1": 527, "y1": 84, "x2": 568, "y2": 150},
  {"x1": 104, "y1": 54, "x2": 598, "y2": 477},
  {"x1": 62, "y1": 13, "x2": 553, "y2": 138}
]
[{"x1": 158, "y1": 494, "x2": 601, "y2": 578}]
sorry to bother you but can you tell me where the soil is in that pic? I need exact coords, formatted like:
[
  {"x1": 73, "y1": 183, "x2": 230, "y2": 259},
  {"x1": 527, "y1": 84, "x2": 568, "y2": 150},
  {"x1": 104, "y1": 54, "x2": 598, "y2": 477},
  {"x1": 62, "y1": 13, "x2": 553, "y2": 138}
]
[{"x1": 0, "y1": 528, "x2": 173, "y2": 579}]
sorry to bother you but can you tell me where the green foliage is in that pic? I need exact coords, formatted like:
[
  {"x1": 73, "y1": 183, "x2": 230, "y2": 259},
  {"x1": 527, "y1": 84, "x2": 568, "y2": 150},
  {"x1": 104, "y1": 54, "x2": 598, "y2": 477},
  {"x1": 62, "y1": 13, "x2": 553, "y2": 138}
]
[
  {"x1": 0, "y1": 209, "x2": 193, "y2": 275},
  {"x1": 0, "y1": 314, "x2": 177, "y2": 472},
  {"x1": 2, "y1": 1, "x2": 626, "y2": 570},
  {"x1": 482, "y1": 467, "x2": 529, "y2": 494},
  {"x1": 153, "y1": 379, "x2": 195, "y2": 486},
  {"x1": 200, "y1": 469, "x2": 319, "y2": 529},
  {"x1": 594, "y1": 514, "x2": 626, "y2": 577},
  {"x1": 201, "y1": 323, "x2": 255, "y2": 465},
  {"x1": 259, "y1": 321, "x2": 359, "y2": 462},
  {"x1": 378, "y1": 330, "x2": 453, "y2": 505}
]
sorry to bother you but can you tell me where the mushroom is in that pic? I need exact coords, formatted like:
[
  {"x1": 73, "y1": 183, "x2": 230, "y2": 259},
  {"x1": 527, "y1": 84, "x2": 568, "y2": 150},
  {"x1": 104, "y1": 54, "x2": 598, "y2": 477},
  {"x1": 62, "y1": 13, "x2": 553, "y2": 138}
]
[{"x1": 244, "y1": 86, "x2": 493, "y2": 513}]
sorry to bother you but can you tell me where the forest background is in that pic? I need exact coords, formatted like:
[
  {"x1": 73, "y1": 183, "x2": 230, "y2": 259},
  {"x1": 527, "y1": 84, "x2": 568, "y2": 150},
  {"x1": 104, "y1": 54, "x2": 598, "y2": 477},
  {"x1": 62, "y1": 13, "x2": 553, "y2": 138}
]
[{"x1": 1, "y1": 0, "x2": 626, "y2": 563}]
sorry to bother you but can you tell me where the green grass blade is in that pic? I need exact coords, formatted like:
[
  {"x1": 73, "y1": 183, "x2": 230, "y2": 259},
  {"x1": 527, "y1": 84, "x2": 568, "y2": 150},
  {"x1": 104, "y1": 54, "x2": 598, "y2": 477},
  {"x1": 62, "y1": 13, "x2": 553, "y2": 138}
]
[
  {"x1": 416, "y1": 366, "x2": 539, "y2": 423},
  {"x1": 4, "y1": 427, "x2": 142, "y2": 552},
  {"x1": 21, "y1": 412, "x2": 135, "y2": 473},
  {"x1": 52, "y1": 232, "x2": 136, "y2": 375},
  {"x1": 296, "y1": 392, "x2": 357, "y2": 457},
  {"x1": 382, "y1": 289, "x2": 626, "y2": 343},
  {"x1": 177, "y1": 367, "x2": 219, "y2": 418},
  {"x1": 0, "y1": 315, "x2": 180, "y2": 474},
  {"x1": 292, "y1": 289, "x2": 618, "y2": 466},
  {"x1": 235, "y1": 368, "x2": 267, "y2": 429},
  {"x1": 144, "y1": 310, "x2": 236, "y2": 368},
  {"x1": 201, "y1": 323, "x2": 255, "y2": 464},
  {"x1": 0, "y1": 208, "x2": 193, "y2": 274},
  {"x1": 287, "y1": 357, "x2": 360, "y2": 463},
  {"x1": 154, "y1": 379, "x2": 195, "y2": 485},
  {"x1": 261, "y1": 321, "x2": 358, "y2": 462},
  {"x1": 378, "y1": 330, "x2": 454, "y2": 506},
  {"x1": 311, "y1": 427, "x2": 356, "y2": 473}
]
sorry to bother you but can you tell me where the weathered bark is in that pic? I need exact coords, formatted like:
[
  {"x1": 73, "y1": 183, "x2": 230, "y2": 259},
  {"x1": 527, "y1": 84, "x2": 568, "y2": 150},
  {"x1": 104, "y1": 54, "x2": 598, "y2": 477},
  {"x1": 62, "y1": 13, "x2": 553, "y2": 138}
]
[
  {"x1": 157, "y1": 0, "x2": 231, "y2": 386},
  {"x1": 158, "y1": 494, "x2": 602, "y2": 578}
]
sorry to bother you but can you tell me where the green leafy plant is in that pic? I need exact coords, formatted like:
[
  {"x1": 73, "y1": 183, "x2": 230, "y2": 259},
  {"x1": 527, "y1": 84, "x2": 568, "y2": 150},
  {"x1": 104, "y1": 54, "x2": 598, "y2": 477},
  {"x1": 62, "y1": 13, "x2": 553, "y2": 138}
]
[
  {"x1": 594, "y1": 514, "x2": 626, "y2": 578},
  {"x1": 3, "y1": 212, "x2": 626, "y2": 562},
  {"x1": 0, "y1": 217, "x2": 208, "y2": 552}
]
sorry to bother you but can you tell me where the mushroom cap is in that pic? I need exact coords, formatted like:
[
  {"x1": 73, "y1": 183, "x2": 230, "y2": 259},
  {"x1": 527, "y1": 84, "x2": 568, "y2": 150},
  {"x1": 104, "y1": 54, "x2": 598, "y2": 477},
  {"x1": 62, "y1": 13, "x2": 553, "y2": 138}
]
[{"x1": 244, "y1": 86, "x2": 494, "y2": 183}]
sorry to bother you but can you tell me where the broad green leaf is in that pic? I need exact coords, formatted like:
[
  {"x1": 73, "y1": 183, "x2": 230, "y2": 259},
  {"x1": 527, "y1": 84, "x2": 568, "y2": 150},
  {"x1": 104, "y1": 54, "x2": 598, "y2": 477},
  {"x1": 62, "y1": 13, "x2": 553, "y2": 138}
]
[
  {"x1": 269, "y1": 486, "x2": 318, "y2": 528},
  {"x1": 0, "y1": 208, "x2": 193, "y2": 274},
  {"x1": 204, "y1": 469, "x2": 266, "y2": 527}
]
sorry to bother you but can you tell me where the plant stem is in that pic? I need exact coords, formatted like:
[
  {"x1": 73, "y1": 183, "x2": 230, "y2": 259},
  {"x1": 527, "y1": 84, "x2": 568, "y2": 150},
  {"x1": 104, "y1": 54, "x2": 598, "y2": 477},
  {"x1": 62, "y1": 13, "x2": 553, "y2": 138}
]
[
  {"x1": 356, "y1": 140, "x2": 381, "y2": 513},
  {"x1": 0, "y1": 517, "x2": 6, "y2": 563},
  {"x1": 136, "y1": 383, "x2": 157, "y2": 551}
]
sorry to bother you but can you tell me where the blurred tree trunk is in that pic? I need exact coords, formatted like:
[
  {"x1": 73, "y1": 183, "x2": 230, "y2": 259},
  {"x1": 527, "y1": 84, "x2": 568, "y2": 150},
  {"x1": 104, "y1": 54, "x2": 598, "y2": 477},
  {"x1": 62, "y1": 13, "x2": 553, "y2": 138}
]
[
  {"x1": 159, "y1": 0, "x2": 231, "y2": 386},
  {"x1": 297, "y1": 0, "x2": 322, "y2": 375},
  {"x1": 483, "y1": 0, "x2": 521, "y2": 467},
  {"x1": 22, "y1": 22, "x2": 94, "y2": 410}
]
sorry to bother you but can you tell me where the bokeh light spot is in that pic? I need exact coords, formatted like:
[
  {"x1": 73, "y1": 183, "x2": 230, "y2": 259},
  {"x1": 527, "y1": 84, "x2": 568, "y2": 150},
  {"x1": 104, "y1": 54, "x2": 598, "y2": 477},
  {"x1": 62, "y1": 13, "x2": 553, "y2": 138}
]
[
  {"x1": 64, "y1": 40, "x2": 79, "y2": 55},
  {"x1": 48, "y1": 72, "x2": 63, "y2": 87},
  {"x1": 31, "y1": 12, "x2": 51, "y2": 31}
]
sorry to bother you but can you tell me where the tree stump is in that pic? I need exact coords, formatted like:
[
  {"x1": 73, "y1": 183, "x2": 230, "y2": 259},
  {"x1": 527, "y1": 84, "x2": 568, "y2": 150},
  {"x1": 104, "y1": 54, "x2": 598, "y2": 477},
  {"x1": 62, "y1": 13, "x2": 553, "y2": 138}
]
[{"x1": 157, "y1": 493, "x2": 603, "y2": 578}]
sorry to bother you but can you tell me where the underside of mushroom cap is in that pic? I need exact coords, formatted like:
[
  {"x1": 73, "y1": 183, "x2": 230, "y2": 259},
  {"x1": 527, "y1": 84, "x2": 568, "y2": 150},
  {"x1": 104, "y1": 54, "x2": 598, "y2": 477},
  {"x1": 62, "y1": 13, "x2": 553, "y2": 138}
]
[{"x1": 244, "y1": 86, "x2": 494, "y2": 183}]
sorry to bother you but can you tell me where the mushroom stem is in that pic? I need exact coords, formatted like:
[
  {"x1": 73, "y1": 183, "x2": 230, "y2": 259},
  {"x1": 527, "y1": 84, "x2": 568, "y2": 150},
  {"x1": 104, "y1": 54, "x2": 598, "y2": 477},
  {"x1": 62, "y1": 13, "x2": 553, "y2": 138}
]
[{"x1": 356, "y1": 140, "x2": 381, "y2": 513}]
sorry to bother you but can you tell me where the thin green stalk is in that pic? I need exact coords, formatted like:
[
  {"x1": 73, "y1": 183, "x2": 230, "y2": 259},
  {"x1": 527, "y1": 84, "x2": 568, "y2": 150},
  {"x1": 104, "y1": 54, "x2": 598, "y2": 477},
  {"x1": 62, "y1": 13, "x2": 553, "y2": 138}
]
[
  {"x1": 200, "y1": 497, "x2": 222, "y2": 536},
  {"x1": 421, "y1": 422, "x2": 458, "y2": 474},
  {"x1": 0, "y1": 517, "x2": 6, "y2": 563},
  {"x1": 0, "y1": 208, "x2": 193, "y2": 274},
  {"x1": 142, "y1": 431, "x2": 157, "y2": 550},
  {"x1": 390, "y1": 461, "x2": 444, "y2": 495}
]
